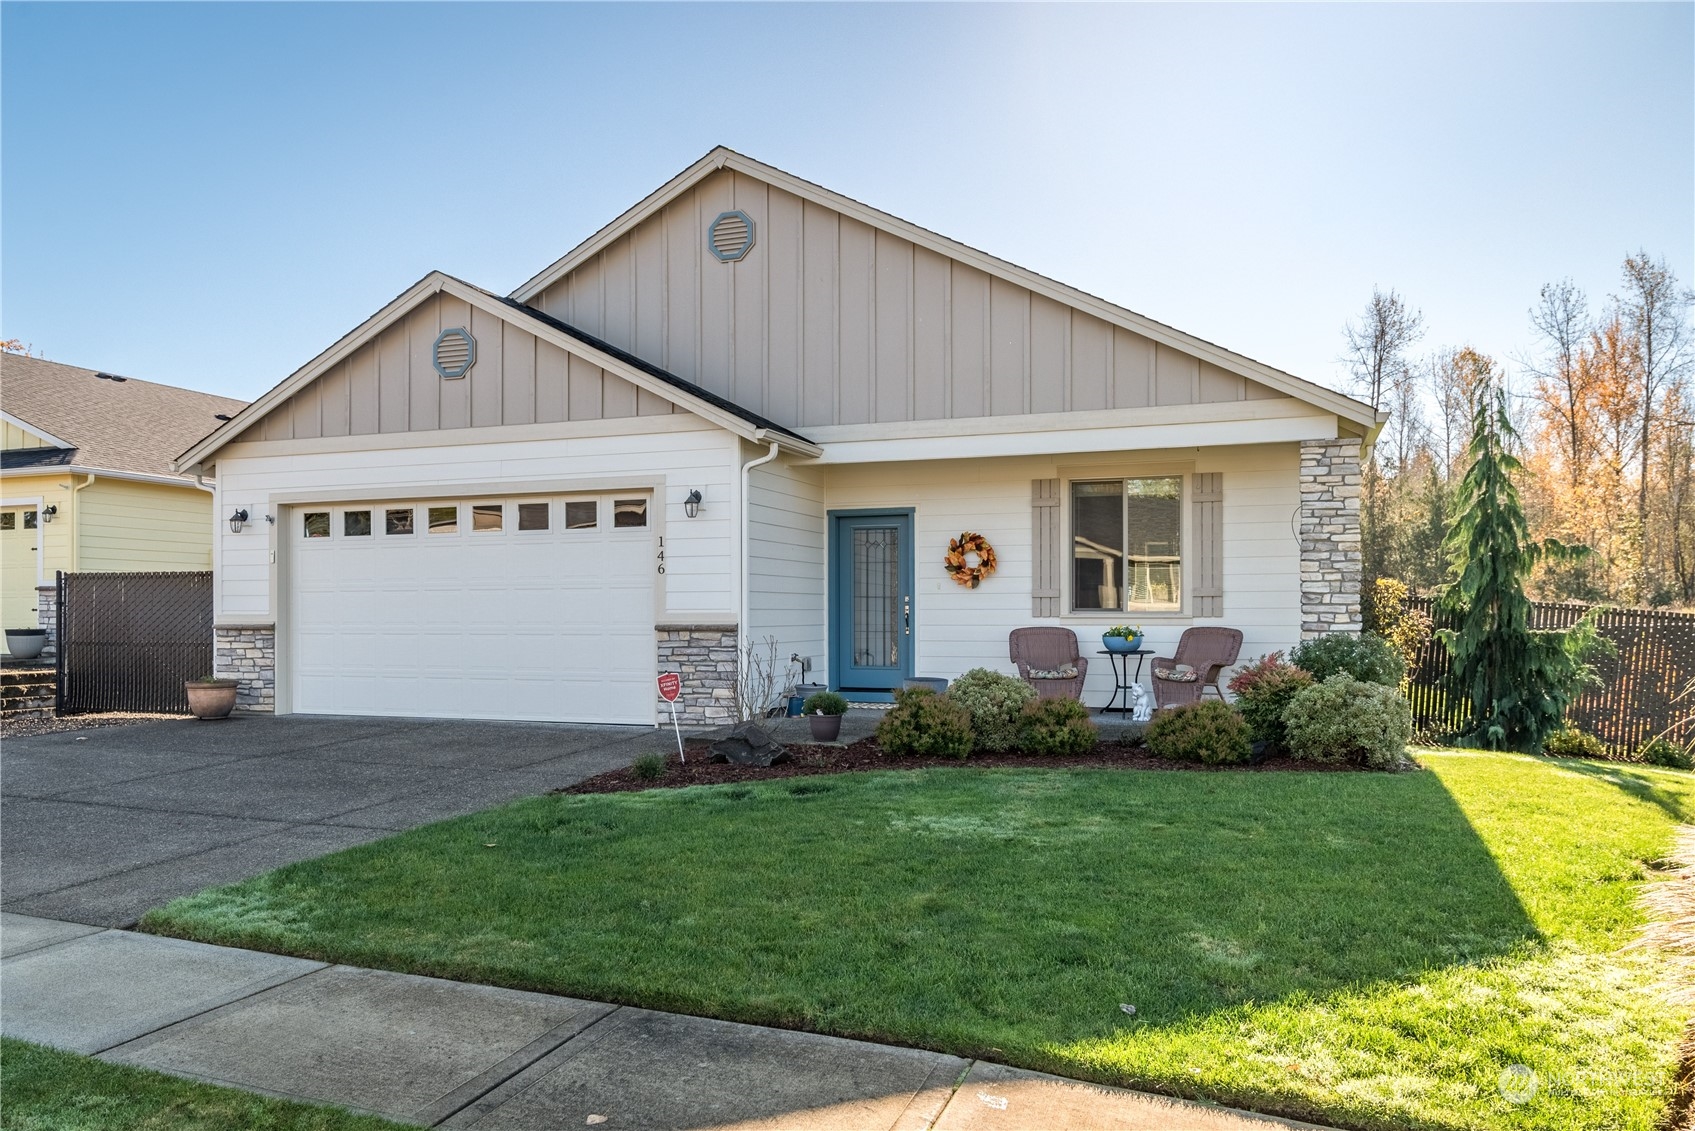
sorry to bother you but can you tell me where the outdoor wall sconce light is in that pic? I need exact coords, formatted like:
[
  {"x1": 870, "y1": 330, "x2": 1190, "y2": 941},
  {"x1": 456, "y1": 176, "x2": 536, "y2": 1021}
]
[
  {"x1": 40, "y1": 504, "x2": 57, "y2": 523},
  {"x1": 683, "y1": 490, "x2": 703, "y2": 519},
  {"x1": 229, "y1": 508, "x2": 249, "y2": 534}
]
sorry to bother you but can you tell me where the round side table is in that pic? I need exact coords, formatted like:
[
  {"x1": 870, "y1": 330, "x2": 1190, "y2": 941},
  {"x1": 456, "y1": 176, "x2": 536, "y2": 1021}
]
[{"x1": 1097, "y1": 649, "x2": 1154, "y2": 717}]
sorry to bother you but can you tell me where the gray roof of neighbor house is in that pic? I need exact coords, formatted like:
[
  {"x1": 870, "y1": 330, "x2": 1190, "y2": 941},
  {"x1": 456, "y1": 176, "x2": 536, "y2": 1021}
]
[{"x1": 1, "y1": 354, "x2": 247, "y2": 480}]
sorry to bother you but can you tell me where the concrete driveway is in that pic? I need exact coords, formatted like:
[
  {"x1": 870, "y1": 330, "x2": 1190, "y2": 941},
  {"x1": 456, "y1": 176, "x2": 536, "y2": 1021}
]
[{"x1": 1, "y1": 715, "x2": 655, "y2": 927}]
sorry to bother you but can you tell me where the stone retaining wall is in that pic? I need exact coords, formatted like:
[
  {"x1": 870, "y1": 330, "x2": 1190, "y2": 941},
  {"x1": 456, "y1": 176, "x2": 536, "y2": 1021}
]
[
  {"x1": 1299, "y1": 438, "x2": 1363, "y2": 638},
  {"x1": 215, "y1": 626, "x2": 276, "y2": 712}
]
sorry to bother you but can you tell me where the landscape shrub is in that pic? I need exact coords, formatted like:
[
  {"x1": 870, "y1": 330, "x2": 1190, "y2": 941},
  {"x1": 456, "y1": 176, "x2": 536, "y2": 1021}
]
[
  {"x1": 876, "y1": 687, "x2": 973, "y2": 760},
  {"x1": 1289, "y1": 632, "x2": 1405, "y2": 688},
  {"x1": 1144, "y1": 700, "x2": 1252, "y2": 765},
  {"x1": 1641, "y1": 737, "x2": 1695, "y2": 771},
  {"x1": 1283, "y1": 674, "x2": 1413, "y2": 769},
  {"x1": 1226, "y1": 653, "x2": 1314, "y2": 749},
  {"x1": 1017, "y1": 696, "x2": 1098, "y2": 756},
  {"x1": 631, "y1": 753, "x2": 666, "y2": 780},
  {"x1": 1542, "y1": 728, "x2": 1606, "y2": 760},
  {"x1": 1366, "y1": 578, "x2": 1433, "y2": 686},
  {"x1": 948, "y1": 668, "x2": 1037, "y2": 752}
]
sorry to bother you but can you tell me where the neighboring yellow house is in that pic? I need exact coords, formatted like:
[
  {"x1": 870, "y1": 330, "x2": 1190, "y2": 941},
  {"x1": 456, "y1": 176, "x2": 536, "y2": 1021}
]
[{"x1": 1, "y1": 354, "x2": 246, "y2": 652}]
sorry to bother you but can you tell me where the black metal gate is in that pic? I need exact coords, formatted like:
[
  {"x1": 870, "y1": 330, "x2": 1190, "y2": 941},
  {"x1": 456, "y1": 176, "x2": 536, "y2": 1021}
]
[{"x1": 57, "y1": 570, "x2": 213, "y2": 715}]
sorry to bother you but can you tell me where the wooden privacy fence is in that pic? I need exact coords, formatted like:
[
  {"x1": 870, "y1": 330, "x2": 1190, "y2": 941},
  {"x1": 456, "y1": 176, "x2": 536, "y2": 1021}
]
[
  {"x1": 1403, "y1": 597, "x2": 1695, "y2": 755},
  {"x1": 57, "y1": 570, "x2": 213, "y2": 715}
]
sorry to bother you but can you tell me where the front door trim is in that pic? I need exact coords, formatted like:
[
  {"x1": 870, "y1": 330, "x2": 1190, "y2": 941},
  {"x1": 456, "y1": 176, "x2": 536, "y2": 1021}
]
[{"x1": 827, "y1": 507, "x2": 915, "y2": 699}]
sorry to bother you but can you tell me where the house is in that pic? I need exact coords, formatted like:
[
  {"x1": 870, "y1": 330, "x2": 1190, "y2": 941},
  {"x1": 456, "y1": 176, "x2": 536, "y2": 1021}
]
[
  {"x1": 175, "y1": 148, "x2": 1378, "y2": 723},
  {"x1": 1, "y1": 354, "x2": 247, "y2": 653}
]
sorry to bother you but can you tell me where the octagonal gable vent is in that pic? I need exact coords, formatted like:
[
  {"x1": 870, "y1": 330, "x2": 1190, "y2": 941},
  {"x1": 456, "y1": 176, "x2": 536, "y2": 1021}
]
[
  {"x1": 709, "y1": 210, "x2": 755, "y2": 262},
  {"x1": 433, "y1": 327, "x2": 476, "y2": 378}
]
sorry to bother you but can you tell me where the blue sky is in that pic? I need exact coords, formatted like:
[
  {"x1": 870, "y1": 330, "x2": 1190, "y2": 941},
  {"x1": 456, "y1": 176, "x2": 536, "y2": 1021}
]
[{"x1": 3, "y1": 2, "x2": 1690, "y2": 403}]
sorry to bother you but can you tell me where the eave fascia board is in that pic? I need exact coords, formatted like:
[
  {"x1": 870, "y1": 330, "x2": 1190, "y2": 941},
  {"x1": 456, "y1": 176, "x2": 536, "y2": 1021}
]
[
  {"x1": 509, "y1": 147, "x2": 1377, "y2": 430},
  {"x1": 0, "y1": 409, "x2": 74, "y2": 450},
  {"x1": 176, "y1": 272, "x2": 453, "y2": 471},
  {"x1": 800, "y1": 396, "x2": 1320, "y2": 446}
]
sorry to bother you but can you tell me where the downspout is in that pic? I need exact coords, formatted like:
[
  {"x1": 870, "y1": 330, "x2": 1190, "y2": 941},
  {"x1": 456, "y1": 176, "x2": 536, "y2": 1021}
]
[
  {"x1": 738, "y1": 440, "x2": 782, "y2": 706},
  {"x1": 69, "y1": 473, "x2": 97, "y2": 569}
]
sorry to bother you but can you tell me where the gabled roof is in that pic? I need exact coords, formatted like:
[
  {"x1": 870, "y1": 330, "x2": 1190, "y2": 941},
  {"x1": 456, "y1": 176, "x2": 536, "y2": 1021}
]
[
  {"x1": 1, "y1": 354, "x2": 246, "y2": 480},
  {"x1": 176, "y1": 272, "x2": 818, "y2": 471},
  {"x1": 511, "y1": 146, "x2": 1381, "y2": 432}
]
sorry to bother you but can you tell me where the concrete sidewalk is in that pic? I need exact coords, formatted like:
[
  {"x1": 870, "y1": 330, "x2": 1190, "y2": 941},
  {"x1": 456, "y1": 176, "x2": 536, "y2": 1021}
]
[{"x1": 2, "y1": 913, "x2": 1330, "y2": 1131}]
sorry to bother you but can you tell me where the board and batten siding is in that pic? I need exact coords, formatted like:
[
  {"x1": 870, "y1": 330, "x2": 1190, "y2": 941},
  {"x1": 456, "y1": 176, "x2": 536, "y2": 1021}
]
[
  {"x1": 801, "y1": 445, "x2": 1301, "y2": 699},
  {"x1": 2, "y1": 421, "x2": 50, "y2": 449},
  {"x1": 259, "y1": 292, "x2": 677, "y2": 442},
  {"x1": 745, "y1": 456, "x2": 826, "y2": 679},
  {"x1": 76, "y1": 478, "x2": 215, "y2": 572},
  {"x1": 534, "y1": 168, "x2": 1291, "y2": 431},
  {"x1": 212, "y1": 424, "x2": 740, "y2": 625}
]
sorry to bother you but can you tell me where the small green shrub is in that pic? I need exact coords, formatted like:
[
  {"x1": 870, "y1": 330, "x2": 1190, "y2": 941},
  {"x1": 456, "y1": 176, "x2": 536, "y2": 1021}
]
[
  {"x1": 631, "y1": 753, "x2": 666, "y2": 780},
  {"x1": 1289, "y1": 632, "x2": 1405, "y2": 688},
  {"x1": 1283, "y1": 674, "x2": 1413, "y2": 769},
  {"x1": 876, "y1": 687, "x2": 973, "y2": 759},
  {"x1": 1144, "y1": 700, "x2": 1252, "y2": 765},
  {"x1": 1225, "y1": 653, "x2": 1314, "y2": 749},
  {"x1": 1018, "y1": 696, "x2": 1098, "y2": 756},
  {"x1": 1641, "y1": 737, "x2": 1694, "y2": 770},
  {"x1": 948, "y1": 667, "x2": 1037, "y2": 752},
  {"x1": 803, "y1": 690, "x2": 849, "y2": 716},
  {"x1": 1542, "y1": 728, "x2": 1606, "y2": 760}
]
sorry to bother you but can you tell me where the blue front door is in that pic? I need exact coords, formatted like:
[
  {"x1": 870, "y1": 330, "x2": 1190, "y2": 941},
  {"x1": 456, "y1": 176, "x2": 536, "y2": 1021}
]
[{"x1": 831, "y1": 511, "x2": 914, "y2": 694}]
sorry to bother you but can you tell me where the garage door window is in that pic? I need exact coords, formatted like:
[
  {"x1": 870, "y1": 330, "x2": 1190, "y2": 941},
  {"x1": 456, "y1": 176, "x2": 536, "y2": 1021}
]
[
  {"x1": 303, "y1": 512, "x2": 331, "y2": 539},
  {"x1": 518, "y1": 502, "x2": 550, "y2": 531},
  {"x1": 428, "y1": 506, "x2": 458, "y2": 534},
  {"x1": 613, "y1": 499, "x2": 647, "y2": 528},
  {"x1": 565, "y1": 501, "x2": 597, "y2": 529},
  {"x1": 472, "y1": 504, "x2": 503, "y2": 532},
  {"x1": 344, "y1": 510, "x2": 372, "y2": 537},
  {"x1": 385, "y1": 508, "x2": 414, "y2": 535}
]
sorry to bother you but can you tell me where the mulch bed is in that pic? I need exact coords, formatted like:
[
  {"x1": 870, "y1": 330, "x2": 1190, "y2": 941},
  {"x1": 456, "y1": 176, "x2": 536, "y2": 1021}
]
[{"x1": 556, "y1": 735, "x2": 1374, "y2": 796}]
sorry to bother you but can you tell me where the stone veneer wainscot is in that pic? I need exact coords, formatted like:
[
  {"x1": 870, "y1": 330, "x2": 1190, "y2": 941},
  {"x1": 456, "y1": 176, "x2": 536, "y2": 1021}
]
[
  {"x1": 215, "y1": 625, "x2": 276, "y2": 712},
  {"x1": 655, "y1": 626, "x2": 737, "y2": 725},
  {"x1": 1298, "y1": 438, "x2": 1364, "y2": 638}
]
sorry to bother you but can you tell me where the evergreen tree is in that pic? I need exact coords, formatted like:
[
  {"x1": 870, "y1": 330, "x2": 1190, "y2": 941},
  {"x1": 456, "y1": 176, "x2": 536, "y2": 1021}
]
[{"x1": 1437, "y1": 382, "x2": 1608, "y2": 751}]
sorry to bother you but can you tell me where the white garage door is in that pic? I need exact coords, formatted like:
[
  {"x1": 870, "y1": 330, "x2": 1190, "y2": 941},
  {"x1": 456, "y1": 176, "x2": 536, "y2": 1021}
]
[{"x1": 288, "y1": 493, "x2": 655, "y2": 723}]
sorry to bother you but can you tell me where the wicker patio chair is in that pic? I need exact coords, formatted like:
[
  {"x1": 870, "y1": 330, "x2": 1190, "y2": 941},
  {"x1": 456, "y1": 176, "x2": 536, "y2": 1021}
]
[
  {"x1": 1150, "y1": 627, "x2": 1243, "y2": 708},
  {"x1": 1009, "y1": 627, "x2": 1088, "y2": 701}
]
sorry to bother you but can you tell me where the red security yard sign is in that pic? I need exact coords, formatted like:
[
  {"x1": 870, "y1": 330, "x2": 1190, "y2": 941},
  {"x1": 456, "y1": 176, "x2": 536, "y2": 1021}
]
[{"x1": 657, "y1": 673, "x2": 684, "y2": 761}]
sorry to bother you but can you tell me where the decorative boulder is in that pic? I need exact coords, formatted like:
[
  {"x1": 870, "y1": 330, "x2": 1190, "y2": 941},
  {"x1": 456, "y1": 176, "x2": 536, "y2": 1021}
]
[{"x1": 708, "y1": 722, "x2": 790, "y2": 767}]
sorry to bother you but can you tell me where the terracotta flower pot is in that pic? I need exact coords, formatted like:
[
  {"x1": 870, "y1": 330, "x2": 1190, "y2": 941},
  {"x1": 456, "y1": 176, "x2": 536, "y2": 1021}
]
[
  {"x1": 185, "y1": 680, "x2": 239, "y2": 720},
  {"x1": 808, "y1": 713, "x2": 844, "y2": 742}
]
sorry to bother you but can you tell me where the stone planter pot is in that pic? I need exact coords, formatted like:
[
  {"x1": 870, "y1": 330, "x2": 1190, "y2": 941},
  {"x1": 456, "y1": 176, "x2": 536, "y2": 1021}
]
[
  {"x1": 808, "y1": 713, "x2": 844, "y2": 743},
  {"x1": 4, "y1": 628, "x2": 47, "y2": 660},
  {"x1": 185, "y1": 680, "x2": 239, "y2": 720}
]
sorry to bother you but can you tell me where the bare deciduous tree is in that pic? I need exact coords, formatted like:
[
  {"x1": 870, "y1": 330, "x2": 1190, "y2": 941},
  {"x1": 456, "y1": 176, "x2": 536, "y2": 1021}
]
[
  {"x1": 1616, "y1": 252, "x2": 1695, "y2": 548},
  {"x1": 1526, "y1": 279, "x2": 1592, "y2": 488}
]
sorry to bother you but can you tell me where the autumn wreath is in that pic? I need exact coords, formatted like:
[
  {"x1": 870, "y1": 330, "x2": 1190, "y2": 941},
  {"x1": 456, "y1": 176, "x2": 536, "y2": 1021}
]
[{"x1": 945, "y1": 531, "x2": 998, "y2": 589}]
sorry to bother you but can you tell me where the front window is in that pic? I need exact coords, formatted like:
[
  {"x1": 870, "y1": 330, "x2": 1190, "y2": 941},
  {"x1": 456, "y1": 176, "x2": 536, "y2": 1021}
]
[{"x1": 1071, "y1": 476, "x2": 1182, "y2": 613}]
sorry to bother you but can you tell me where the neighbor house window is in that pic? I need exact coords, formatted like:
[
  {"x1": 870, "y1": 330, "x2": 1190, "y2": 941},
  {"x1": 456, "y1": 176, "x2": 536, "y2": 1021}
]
[
  {"x1": 344, "y1": 510, "x2": 372, "y2": 537},
  {"x1": 1070, "y1": 477, "x2": 1182, "y2": 613},
  {"x1": 303, "y1": 512, "x2": 331, "y2": 539}
]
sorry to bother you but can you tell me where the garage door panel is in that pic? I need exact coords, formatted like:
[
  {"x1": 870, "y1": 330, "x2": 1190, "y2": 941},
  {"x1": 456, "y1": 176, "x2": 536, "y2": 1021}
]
[{"x1": 289, "y1": 495, "x2": 655, "y2": 724}]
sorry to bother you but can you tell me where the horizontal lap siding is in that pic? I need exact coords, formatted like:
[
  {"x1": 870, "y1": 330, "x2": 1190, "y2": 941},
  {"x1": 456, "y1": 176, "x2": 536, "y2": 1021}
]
[
  {"x1": 820, "y1": 445, "x2": 1300, "y2": 697},
  {"x1": 746, "y1": 459, "x2": 826, "y2": 679},
  {"x1": 76, "y1": 480, "x2": 214, "y2": 571},
  {"x1": 214, "y1": 428, "x2": 739, "y2": 624}
]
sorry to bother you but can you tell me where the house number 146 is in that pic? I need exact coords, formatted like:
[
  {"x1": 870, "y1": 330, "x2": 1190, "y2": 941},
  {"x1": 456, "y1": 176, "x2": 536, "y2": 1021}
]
[{"x1": 656, "y1": 536, "x2": 665, "y2": 575}]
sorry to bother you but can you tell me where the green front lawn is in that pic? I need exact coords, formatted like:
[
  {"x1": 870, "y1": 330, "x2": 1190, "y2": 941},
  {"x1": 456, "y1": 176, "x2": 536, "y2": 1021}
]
[
  {"x1": 144, "y1": 752, "x2": 1692, "y2": 1131},
  {"x1": 0, "y1": 1038, "x2": 409, "y2": 1131}
]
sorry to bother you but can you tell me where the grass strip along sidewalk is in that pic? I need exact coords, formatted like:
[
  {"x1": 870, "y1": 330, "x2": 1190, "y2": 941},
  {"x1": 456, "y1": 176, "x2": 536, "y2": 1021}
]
[
  {"x1": 145, "y1": 751, "x2": 1692, "y2": 1131},
  {"x1": 0, "y1": 1038, "x2": 409, "y2": 1131}
]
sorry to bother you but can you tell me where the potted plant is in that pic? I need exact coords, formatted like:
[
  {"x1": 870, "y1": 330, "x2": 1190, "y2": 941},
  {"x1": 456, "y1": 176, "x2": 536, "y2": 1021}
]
[
  {"x1": 185, "y1": 676, "x2": 239, "y2": 720},
  {"x1": 1102, "y1": 624, "x2": 1145, "y2": 653},
  {"x1": 4, "y1": 627, "x2": 47, "y2": 660},
  {"x1": 803, "y1": 690, "x2": 849, "y2": 742}
]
